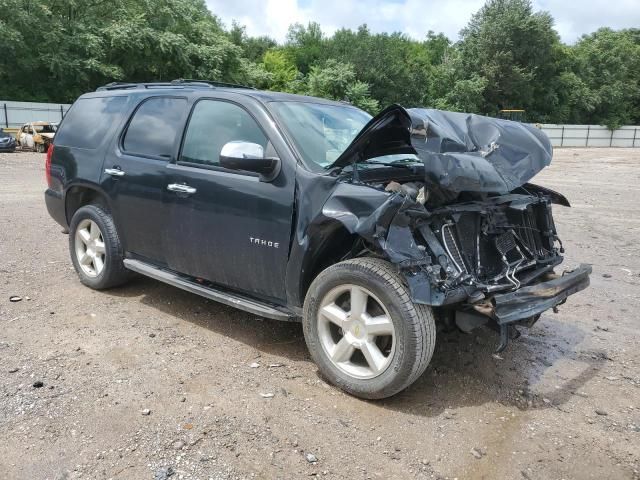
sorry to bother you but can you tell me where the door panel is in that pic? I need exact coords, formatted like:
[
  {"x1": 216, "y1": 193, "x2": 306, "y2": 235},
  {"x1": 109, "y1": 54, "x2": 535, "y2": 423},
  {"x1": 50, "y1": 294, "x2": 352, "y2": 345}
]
[
  {"x1": 102, "y1": 156, "x2": 171, "y2": 262},
  {"x1": 102, "y1": 96, "x2": 188, "y2": 264},
  {"x1": 166, "y1": 164, "x2": 293, "y2": 301},
  {"x1": 165, "y1": 99, "x2": 295, "y2": 302}
]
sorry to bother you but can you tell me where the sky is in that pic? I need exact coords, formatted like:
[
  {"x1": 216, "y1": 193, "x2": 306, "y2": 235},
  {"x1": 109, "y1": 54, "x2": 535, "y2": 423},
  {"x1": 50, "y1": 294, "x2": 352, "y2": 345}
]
[{"x1": 205, "y1": 0, "x2": 640, "y2": 44}]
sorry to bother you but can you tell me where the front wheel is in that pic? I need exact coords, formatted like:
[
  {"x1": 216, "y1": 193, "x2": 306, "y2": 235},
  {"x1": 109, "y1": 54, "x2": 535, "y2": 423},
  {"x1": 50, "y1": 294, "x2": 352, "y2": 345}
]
[{"x1": 303, "y1": 257, "x2": 436, "y2": 400}]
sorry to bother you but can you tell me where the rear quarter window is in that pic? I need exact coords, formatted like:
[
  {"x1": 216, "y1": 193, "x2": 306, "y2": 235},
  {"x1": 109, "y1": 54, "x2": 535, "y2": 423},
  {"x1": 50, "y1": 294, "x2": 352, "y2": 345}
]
[{"x1": 55, "y1": 96, "x2": 128, "y2": 149}]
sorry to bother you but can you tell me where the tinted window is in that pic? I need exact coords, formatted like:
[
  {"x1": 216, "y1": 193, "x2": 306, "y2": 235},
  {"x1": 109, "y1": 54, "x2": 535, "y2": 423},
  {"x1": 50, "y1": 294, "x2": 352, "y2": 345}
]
[
  {"x1": 55, "y1": 96, "x2": 127, "y2": 149},
  {"x1": 123, "y1": 97, "x2": 187, "y2": 158},
  {"x1": 180, "y1": 100, "x2": 267, "y2": 167}
]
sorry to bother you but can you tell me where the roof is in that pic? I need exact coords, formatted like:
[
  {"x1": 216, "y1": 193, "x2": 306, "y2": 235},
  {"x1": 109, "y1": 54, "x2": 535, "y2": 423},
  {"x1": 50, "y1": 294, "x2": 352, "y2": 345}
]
[{"x1": 93, "y1": 80, "x2": 351, "y2": 107}]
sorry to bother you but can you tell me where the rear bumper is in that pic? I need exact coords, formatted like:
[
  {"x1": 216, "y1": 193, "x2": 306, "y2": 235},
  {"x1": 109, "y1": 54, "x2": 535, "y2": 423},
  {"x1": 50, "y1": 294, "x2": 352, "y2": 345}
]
[
  {"x1": 45, "y1": 188, "x2": 67, "y2": 228},
  {"x1": 491, "y1": 264, "x2": 592, "y2": 324}
]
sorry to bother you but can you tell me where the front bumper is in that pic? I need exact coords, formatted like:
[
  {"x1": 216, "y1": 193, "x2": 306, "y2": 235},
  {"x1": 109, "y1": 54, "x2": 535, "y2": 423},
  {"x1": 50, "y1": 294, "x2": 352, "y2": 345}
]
[{"x1": 491, "y1": 264, "x2": 592, "y2": 324}]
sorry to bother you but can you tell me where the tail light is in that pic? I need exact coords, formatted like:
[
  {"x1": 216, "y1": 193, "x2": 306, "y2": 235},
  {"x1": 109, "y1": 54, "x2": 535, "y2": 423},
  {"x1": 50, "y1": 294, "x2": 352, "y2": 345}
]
[{"x1": 45, "y1": 144, "x2": 54, "y2": 187}]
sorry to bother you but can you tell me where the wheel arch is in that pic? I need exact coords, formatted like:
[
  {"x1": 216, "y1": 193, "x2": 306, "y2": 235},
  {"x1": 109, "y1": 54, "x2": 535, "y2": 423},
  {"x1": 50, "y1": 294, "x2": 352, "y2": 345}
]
[
  {"x1": 64, "y1": 183, "x2": 112, "y2": 225},
  {"x1": 294, "y1": 220, "x2": 372, "y2": 308}
]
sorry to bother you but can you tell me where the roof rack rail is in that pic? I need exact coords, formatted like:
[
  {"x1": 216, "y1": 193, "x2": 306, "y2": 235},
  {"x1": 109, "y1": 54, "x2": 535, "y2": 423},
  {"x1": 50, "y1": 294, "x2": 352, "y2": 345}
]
[
  {"x1": 96, "y1": 79, "x2": 256, "y2": 92},
  {"x1": 96, "y1": 82, "x2": 140, "y2": 91},
  {"x1": 96, "y1": 82, "x2": 179, "y2": 91},
  {"x1": 171, "y1": 78, "x2": 256, "y2": 90}
]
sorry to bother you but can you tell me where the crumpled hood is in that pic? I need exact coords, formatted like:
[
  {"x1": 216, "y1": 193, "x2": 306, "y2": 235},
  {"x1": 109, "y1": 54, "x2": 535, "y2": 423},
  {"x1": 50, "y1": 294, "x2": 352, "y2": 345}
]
[{"x1": 330, "y1": 105, "x2": 553, "y2": 194}]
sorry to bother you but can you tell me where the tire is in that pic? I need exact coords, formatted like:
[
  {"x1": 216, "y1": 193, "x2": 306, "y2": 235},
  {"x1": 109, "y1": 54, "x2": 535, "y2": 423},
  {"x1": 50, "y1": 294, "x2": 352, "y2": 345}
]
[
  {"x1": 303, "y1": 257, "x2": 436, "y2": 400},
  {"x1": 69, "y1": 204, "x2": 131, "y2": 289},
  {"x1": 36, "y1": 143, "x2": 45, "y2": 153}
]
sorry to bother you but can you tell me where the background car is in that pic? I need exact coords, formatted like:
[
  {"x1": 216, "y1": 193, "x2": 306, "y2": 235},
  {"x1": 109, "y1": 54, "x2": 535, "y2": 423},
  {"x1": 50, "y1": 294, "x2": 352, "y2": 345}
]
[
  {"x1": 0, "y1": 128, "x2": 17, "y2": 153},
  {"x1": 16, "y1": 121, "x2": 55, "y2": 153}
]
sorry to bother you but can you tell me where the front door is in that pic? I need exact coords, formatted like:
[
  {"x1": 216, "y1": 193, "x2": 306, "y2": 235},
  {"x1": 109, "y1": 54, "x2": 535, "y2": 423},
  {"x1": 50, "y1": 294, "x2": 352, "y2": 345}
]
[
  {"x1": 102, "y1": 96, "x2": 189, "y2": 265},
  {"x1": 165, "y1": 98, "x2": 295, "y2": 303}
]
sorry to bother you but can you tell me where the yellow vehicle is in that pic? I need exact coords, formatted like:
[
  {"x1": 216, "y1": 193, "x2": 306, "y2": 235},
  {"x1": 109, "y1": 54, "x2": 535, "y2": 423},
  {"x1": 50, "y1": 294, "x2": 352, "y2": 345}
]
[
  {"x1": 16, "y1": 121, "x2": 56, "y2": 153},
  {"x1": 498, "y1": 109, "x2": 526, "y2": 122}
]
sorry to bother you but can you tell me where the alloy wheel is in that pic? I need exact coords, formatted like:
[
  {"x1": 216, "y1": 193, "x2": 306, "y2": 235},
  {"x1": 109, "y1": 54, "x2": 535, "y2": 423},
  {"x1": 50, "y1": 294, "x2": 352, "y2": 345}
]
[
  {"x1": 74, "y1": 219, "x2": 106, "y2": 277},
  {"x1": 317, "y1": 284, "x2": 396, "y2": 379}
]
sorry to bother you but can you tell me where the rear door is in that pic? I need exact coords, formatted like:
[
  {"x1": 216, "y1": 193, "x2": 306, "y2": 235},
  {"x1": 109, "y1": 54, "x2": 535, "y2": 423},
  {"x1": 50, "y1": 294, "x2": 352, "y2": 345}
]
[
  {"x1": 102, "y1": 96, "x2": 189, "y2": 264},
  {"x1": 164, "y1": 97, "x2": 295, "y2": 302}
]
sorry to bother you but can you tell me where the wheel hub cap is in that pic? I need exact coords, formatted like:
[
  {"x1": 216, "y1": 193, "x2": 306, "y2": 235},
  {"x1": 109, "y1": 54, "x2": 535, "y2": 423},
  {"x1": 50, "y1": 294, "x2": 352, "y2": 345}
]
[
  {"x1": 317, "y1": 284, "x2": 396, "y2": 380},
  {"x1": 74, "y1": 219, "x2": 106, "y2": 277}
]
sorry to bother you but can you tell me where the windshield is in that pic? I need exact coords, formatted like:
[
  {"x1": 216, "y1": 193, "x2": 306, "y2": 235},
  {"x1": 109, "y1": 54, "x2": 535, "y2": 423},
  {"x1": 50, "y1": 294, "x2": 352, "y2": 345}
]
[{"x1": 269, "y1": 101, "x2": 371, "y2": 169}]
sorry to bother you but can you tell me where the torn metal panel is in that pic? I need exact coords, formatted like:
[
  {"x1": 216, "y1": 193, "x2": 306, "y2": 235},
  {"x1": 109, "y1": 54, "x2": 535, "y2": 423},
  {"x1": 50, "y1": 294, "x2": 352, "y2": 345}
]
[
  {"x1": 408, "y1": 108, "x2": 552, "y2": 193},
  {"x1": 330, "y1": 105, "x2": 553, "y2": 195}
]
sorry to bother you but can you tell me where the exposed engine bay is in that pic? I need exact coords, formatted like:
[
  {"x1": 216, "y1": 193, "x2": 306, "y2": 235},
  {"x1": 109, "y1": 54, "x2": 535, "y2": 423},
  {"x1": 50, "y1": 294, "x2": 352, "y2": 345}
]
[{"x1": 345, "y1": 174, "x2": 565, "y2": 307}]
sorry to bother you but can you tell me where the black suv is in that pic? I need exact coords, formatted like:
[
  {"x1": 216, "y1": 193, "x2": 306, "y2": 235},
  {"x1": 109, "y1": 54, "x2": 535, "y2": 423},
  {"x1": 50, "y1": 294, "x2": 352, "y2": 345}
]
[{"x1": 45, "y1": 80, "x2": 591, "y2": 399}]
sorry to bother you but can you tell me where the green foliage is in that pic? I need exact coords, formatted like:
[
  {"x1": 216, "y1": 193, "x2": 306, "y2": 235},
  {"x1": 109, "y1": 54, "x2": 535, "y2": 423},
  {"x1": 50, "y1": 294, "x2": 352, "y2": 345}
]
[
  {"x1": 285, "y1": 22, "x2": 324, "y2": 74},
  {"x1": 568, "y1": 28, "x2": 640, "y2": 129},
  {"x1": 261, "y1": 50, "x2": 298, "y2": 91},
  {"x1": 450, "y1": 0, "x2": 564, "y2": 117},
  {"x1": 0, "y1": 0, "x2": 266, "y2": 101},
  {"x1": 307, "y1": 60, "x2": 379, "y2": 113},
  {"x1": 1, "y1": 0, "x2": 639, "y2": 128}
]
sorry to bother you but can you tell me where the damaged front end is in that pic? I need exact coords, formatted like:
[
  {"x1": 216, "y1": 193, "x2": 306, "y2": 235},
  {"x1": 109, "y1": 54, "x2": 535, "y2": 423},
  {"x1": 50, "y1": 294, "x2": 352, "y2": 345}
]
[{"x1": 320, "y1": 105, "x2": 591, "y2": 350}]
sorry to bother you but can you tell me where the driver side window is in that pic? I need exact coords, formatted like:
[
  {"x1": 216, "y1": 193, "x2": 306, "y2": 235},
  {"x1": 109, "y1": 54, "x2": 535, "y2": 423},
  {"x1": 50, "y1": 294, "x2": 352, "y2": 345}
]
[{"x1": 179, "y1": 100, "x2": 267, "y2": 168}]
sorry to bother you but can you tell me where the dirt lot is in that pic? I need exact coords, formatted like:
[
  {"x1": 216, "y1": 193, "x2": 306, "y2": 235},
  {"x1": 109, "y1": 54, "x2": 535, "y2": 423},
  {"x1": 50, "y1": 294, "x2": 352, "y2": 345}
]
[{"x1": 0, "y1": 149, "x2": 639, "y2": 480}]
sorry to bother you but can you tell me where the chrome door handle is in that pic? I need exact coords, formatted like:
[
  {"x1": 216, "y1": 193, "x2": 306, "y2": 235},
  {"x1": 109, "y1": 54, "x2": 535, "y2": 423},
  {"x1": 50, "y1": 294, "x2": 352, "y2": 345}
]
[
  {"x1": 104, "y1": 168, "x2": 125, "y2": 177},
  {"x1": 167, "y1": 183, "x2": 197, "y2": 195}
]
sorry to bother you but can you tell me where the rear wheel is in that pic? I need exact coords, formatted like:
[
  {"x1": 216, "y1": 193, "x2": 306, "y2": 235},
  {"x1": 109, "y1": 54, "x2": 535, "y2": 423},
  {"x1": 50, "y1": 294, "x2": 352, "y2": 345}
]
[
  {"x1": 69, "y1": 204, "x2": 131, "y2": 289},
  {"x1": 303, "y1": 257, "x2": 436, "y2": 399},
  {"x1": 36, "y1": 143, "x2": 45, "y2": 153}
]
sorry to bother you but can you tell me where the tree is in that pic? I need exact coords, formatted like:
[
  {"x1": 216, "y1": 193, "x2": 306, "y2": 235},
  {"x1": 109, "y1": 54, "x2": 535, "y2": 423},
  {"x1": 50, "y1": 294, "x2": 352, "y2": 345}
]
[
  {"x1": 285, "y1": 22, "x2": 324, "y2": 74},
  {"x1": 567, "y1": 28, "x2": 640, "y2": 128},
  {"x1": 228, "y1": 21, "x2": 277, "y2": 62},
  {"x1": 324, "y1": 26, "x2": 436, "y2": 107},
  {"x1": 2, "y1": 0, "x2": 639, "y2": 127},
  {"x1": 450, "y1": 0, "x2": 564, "y2": 119},
  {"x1": 0, "y1": 0, "x2": 266, "y2": 102},
  {"x1": 307, "y1": 60, "x2": 379, "y2": 113},
  {"x1": 261, "y1": 49, "x2": 299, "y2": 91}
]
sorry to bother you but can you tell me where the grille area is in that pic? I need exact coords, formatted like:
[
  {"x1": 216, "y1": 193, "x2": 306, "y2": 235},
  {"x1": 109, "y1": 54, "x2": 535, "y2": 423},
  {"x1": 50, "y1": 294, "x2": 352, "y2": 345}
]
[{"x1": 431, "y1": 198, "x2": 559, "y2": 284}]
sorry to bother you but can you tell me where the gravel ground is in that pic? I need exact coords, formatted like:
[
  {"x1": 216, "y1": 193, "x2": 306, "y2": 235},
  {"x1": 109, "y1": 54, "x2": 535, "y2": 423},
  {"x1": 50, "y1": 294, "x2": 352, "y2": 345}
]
[{"x1": 0, "y1": 149, "x2": 639, "y2": 480}]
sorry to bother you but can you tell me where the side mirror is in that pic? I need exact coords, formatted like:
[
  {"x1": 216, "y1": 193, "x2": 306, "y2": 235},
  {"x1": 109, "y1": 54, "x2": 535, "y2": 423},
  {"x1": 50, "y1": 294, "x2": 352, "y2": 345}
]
[{"x1": 219, "y1": 141, "x2": 280, "y2": 181}]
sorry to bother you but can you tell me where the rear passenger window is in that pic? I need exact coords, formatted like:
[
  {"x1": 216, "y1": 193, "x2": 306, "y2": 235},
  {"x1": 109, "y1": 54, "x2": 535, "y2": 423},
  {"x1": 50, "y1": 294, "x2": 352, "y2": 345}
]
[
  {"x1": 54, "y1": 96, "x2": 127, "y2": 149},
  {"x1": 180, "y1": 100, "x2": 267, "y2": 167},
  {"x1": 123, "y1": 97, "x2": 187, "y2": 158}
]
